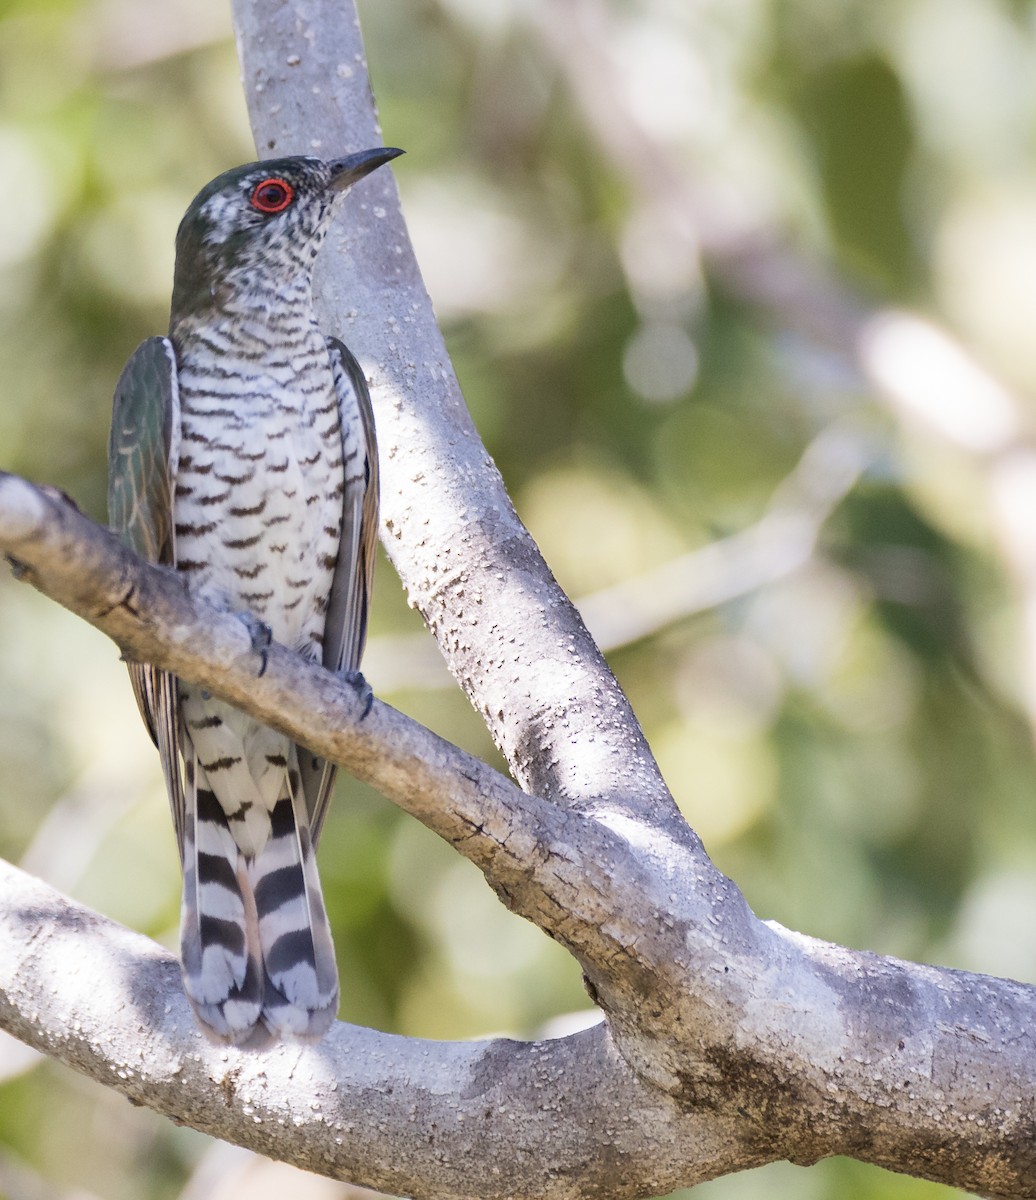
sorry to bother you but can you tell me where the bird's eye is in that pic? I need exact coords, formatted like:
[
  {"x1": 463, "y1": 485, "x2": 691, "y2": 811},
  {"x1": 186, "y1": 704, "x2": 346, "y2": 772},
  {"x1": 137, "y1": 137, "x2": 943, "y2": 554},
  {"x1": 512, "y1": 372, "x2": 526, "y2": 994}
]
[{"x1": 250, "y1": 178, "x2": 295, "y2": 214}]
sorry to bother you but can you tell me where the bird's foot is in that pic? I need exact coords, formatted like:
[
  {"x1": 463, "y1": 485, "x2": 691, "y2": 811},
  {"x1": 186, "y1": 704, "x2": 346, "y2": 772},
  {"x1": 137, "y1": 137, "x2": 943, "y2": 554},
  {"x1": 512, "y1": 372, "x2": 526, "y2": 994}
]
[
  {"x1": 236, "y1": 612, "x2": 273, "y2": 676},
  {"x1": 338, "y1": 668, "x2": 374, "y2": 720},
  {"x1": 4, "y1": 554, "x2": 28, "y2": 581}
]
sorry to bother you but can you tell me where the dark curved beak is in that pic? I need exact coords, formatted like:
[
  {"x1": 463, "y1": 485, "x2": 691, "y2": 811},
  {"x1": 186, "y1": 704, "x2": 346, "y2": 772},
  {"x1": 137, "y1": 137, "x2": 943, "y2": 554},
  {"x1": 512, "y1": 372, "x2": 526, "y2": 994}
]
[{"x1": 328, "y1": 146, "x2": 404, "y2": 193}]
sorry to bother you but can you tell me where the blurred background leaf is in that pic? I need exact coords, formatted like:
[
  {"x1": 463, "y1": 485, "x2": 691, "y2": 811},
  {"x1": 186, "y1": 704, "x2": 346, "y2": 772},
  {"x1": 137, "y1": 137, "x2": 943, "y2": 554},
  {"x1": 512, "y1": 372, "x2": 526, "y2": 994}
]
[{"x1": 2, "y1": 0, "x2": 1035, "y2": 1196}]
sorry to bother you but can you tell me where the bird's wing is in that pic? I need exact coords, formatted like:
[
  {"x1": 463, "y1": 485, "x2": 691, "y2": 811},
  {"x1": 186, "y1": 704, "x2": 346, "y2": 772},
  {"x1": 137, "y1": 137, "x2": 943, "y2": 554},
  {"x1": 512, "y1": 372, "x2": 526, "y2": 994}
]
[
  {"x1": 108, "y1": 336, "x2": 186, "y2": 850},
  {"x1": 299, "y1": 337, "x2": 380, "y2": 842},
  {"x1": 108, "y1": 337, "x2": 180, "y2": 564}
]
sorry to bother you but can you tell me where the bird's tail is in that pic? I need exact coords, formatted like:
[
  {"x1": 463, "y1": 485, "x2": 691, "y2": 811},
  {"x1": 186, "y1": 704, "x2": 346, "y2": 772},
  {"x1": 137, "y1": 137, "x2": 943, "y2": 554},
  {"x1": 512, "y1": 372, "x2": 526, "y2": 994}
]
[
  {"x1": 179, "y1": 774, "x2": 264, "y2": 1043},
  {"x1": 179, "y1": 764, "x2": 338, "y2": 1046},
  {"x1": 249, "y1": 787, "x2": 339, "y2": 1041}
]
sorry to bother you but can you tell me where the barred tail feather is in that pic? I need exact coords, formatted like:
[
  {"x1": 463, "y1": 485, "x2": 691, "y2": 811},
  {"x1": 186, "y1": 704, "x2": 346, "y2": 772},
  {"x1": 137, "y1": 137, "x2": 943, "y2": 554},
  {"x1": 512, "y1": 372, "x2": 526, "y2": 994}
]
[
  {"x1": 250, "y1": 790, "x2": 339, "y2": 1040},
  {"x1": 178, "y1": 751, "x2": 338, "y2": 1044},
  {"x1": 180, "y1": 770, "x2": 265, "y2": 1044}
]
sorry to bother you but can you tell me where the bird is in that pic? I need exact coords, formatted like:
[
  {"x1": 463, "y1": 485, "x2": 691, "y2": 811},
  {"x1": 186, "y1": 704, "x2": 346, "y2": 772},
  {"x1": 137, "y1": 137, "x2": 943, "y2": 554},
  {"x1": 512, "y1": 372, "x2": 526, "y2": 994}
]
[{"x1": 106, "y1": 147, "x2": 402, "y2": 1046}]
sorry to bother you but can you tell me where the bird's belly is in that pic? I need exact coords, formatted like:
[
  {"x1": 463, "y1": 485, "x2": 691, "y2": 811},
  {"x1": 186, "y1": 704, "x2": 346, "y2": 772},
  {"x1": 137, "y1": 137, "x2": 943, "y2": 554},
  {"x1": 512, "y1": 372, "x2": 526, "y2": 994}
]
[{"x1": 174, "y1": 400, "x2": 343, "y2": 660}]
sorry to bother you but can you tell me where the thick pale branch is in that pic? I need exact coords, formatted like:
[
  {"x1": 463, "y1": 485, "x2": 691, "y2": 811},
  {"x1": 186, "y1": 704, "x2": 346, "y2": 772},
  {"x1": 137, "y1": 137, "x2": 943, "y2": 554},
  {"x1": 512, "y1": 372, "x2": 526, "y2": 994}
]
[
  {"x1": 2, "y1": 4, "x2": 1035, "y2": 1197},
  {"x1": 6, "y1": 472, "x2": 1036, "y2": 1196},
  {"x1": 0, "y1": 858, "x2": 720, "y2": 1200},
  {"x1": 0, "y1": 473, "x2": 516, "y2": 857},
  {"x1": 231, "y1": 0, "x2": 685, "y2": 840},
  {"x1": 0, "y1": 472, "x2": 688, "y2": 1000}
]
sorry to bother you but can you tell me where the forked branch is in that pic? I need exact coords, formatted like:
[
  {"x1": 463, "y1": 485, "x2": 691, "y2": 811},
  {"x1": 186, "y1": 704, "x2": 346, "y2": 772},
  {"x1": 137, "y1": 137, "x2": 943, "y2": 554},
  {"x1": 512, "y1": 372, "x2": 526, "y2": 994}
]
[{"x1": 1, "y1": 0, "x2": 1036, "y2": 1195}]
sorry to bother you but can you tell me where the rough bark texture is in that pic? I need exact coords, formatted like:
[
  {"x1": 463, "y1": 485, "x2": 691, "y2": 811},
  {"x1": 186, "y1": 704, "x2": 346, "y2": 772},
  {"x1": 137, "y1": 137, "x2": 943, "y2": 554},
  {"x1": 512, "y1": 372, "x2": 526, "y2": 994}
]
[
  {"x1": 3, "y1": 473, "x2": 1036, "y2": 1196},
  {"x1": 1, "y1": 0, "x2": 1036, "y2": 1196},
  {"x1": 234, "y1": 0, "x2": 679, "y2": 837}
]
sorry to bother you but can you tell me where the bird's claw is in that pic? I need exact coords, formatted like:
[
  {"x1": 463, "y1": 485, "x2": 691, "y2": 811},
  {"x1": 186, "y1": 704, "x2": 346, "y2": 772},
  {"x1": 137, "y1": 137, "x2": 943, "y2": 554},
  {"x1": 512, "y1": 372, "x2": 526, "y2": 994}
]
[
  {"x1": 4, "y1": 554, "x2": 28, "y2": 581},
  {"x1": 236, "y1": 612, "x2": 273, "y2": 677},
  {"x1": 339, "y1": 669, "x2": 374, "y2": 720}
]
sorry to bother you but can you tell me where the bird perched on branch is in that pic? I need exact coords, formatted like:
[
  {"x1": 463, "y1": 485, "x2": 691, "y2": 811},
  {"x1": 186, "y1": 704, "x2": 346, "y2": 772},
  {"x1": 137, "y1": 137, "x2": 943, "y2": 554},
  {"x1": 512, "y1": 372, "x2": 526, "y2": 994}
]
[{"x1": 107, "y1": 147, "x2": 402, "y2": 1046}]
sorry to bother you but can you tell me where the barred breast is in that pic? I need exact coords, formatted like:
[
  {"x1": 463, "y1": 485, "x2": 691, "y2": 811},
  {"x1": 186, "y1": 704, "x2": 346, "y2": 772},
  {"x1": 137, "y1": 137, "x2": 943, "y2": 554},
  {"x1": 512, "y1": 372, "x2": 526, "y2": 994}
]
[
  {"x1": 172, "y1": 308, "x2": 345, "y2": 660},
  {"x1": 167, "y1": 302, "x2": 346, "y2": 1042}
]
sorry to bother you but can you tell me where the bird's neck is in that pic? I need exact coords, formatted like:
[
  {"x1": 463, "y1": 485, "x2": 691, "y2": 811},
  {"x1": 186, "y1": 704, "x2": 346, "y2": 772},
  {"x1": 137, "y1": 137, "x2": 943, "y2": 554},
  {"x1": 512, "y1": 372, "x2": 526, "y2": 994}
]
[{"x1": 169, "y1": 268, "x2": 316, "y2": 345}]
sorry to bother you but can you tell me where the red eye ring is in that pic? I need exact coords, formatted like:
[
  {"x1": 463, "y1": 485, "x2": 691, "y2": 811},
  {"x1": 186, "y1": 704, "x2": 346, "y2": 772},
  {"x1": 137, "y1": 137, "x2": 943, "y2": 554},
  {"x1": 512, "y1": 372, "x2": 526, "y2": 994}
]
[{"x1": 250, "y1": 177, "x2": 295, "y2": 214}]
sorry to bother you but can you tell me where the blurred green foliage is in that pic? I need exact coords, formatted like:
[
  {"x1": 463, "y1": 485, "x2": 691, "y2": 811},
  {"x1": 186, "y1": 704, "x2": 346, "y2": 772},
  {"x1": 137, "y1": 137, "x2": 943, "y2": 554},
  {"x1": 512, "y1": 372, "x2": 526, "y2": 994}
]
[{"x1": 2, "y1": 0, "x2": 1035, "y2": 1196}]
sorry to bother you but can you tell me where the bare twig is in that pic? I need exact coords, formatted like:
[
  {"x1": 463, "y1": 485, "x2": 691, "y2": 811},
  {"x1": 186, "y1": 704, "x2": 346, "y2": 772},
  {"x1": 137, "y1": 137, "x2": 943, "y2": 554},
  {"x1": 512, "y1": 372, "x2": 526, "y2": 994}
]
[
  {"x1": 368, "y1": 422, "x2": 870, "y2": 685},
  {"x1": 578, "y1": 422, "x2": 869, "y2": 649}
]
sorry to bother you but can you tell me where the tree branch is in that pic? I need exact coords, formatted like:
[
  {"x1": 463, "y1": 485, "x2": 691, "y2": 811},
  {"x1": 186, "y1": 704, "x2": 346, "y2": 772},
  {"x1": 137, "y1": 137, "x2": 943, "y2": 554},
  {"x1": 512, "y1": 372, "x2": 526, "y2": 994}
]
[
  {"x1": 3, "y1": 1, "x2": 1036, "y2": 1196},
  {"x1": 231, "y1": 0, "x2": 683, "y2": 838},
  {"x1": 0, "y1": 857, "x2": 710, "y2": 1200},
  {"x1": 364, "y1": 420, "x2": 869, "y2": 687},
  {"x1": 5, "y1": 389, "x2": 1036, "y2": 1197},
  {"x1": 0, "y1": 473, "x2": 679, "y2": 1001}
]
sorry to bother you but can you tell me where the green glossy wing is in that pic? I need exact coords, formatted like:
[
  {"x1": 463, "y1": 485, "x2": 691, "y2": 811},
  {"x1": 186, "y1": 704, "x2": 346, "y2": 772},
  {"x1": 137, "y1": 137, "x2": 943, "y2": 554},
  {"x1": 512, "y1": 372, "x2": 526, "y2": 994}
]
[
  {"x1": 108, "y1": 336, "x2": 186, "y2": 851},
  {"x1": 323, "y1": 337, "x2": 379, "y2": 676},
  {"x1": 108, "y1": 337, "x2": 180, "y2": 564},
  {"x1": 299, "y1": 337, "x2": 380, "y2": 842}
]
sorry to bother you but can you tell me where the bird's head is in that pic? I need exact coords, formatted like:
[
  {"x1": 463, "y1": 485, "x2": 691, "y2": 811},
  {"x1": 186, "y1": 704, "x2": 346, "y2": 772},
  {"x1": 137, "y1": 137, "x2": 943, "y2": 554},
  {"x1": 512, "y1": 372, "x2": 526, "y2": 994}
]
[{"x1": 170, "y1": 148, "x2": 403, "y2": 319}]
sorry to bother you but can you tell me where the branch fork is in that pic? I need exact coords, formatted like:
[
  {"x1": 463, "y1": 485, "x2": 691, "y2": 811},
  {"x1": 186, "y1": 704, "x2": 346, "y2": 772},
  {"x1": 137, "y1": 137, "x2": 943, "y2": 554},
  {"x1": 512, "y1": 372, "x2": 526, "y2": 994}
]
[{"x1": 2, "y1": 0, "x2": 1036, "y2": 1195}]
